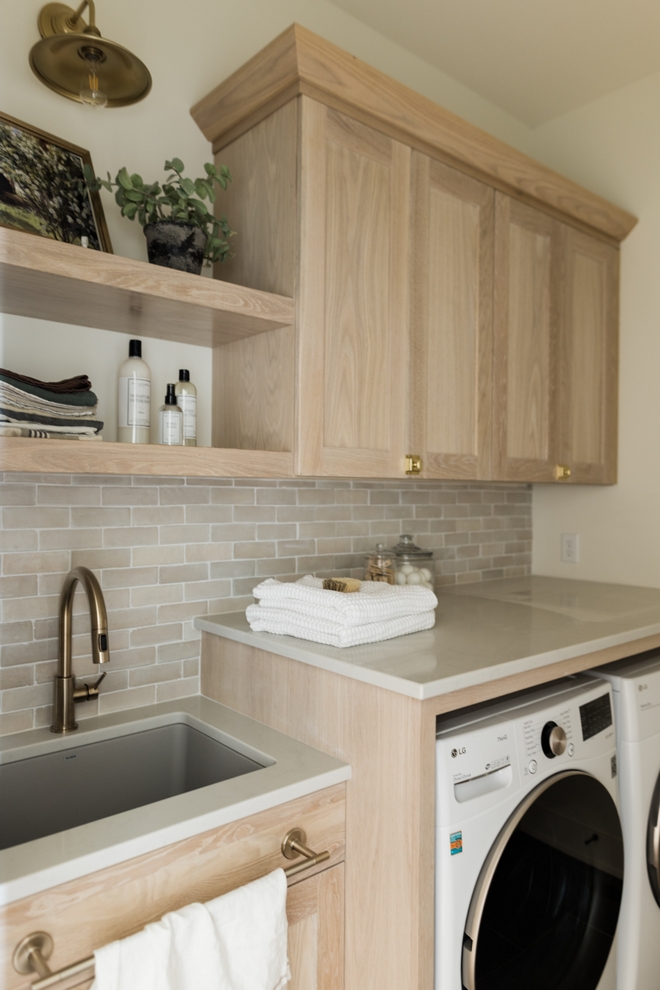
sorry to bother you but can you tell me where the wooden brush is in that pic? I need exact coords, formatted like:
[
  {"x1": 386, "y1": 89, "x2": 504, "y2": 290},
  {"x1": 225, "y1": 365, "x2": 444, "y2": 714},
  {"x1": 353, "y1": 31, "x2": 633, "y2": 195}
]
[{"x1": 322, "y1": 577, "x2": 361, "y2": 593}]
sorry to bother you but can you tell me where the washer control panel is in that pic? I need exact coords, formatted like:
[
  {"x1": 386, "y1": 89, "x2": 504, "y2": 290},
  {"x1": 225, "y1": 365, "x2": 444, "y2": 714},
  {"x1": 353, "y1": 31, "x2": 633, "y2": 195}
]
[
  {"x1": 579, "y1": 692, "x2": 613, "y2": 740},
  {"x1": 523, "y1": 704, "x2": 574, "y2": 761}
]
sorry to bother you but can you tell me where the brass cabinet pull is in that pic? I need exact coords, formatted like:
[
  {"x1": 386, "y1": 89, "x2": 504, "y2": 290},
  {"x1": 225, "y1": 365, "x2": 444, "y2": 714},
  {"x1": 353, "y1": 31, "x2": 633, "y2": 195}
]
[
  {"x1": 555, "y1": 464, "x2": 572, "y2": 481},
  {"x1": 405, "y1": 454, "x2": 422, "y2": 475}
]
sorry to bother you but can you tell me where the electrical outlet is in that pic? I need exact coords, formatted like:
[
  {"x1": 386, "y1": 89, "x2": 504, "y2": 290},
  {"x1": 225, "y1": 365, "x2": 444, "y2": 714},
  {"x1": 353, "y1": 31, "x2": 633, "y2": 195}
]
[{"x1": 561, "y1": 533, "x2": 580, "y2": 564}]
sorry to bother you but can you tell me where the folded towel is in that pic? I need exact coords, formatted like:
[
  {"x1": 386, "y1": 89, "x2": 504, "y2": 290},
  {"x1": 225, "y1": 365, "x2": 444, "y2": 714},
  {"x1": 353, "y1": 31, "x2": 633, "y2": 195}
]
[
  {"x1": 252, "y1": 577, "x2": 438, "y2": 627},
  {"x1": 0, "y1": 409, "x2": 103, "y2": 433},
  {"x1": 0, "y1": 380, "x2": 98, "y2": 416},
  {"x1": 0, "y1": 368, "x2": 94, "y2": 397},
  {"x1": 92, "y1": 868, "x2": 290, "y2": 990},
  {"x1": 246, "y1": 603, "x2": 436, "y2": 647},
  {"x1": 0, "y1": 426, "x2": 103, "y2": 440}
]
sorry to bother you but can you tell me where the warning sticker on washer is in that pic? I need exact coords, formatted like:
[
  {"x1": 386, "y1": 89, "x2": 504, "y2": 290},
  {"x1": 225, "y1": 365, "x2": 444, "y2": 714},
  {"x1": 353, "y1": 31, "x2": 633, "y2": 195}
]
[{"x1": 450, "y1": 831, "x2": 463, "y2": 856}]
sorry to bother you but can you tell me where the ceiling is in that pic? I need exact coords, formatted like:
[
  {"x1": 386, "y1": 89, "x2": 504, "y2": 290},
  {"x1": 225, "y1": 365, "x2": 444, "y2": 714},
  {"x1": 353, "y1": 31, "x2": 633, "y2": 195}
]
[{"x1": 327, "y1": 0, "x2": 660, "y2": 126}]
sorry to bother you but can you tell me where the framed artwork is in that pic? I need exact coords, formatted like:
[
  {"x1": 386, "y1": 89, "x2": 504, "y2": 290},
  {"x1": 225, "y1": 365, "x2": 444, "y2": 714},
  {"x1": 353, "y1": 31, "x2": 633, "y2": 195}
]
[{"x1": 0, "y1": 111, "x2": 112, "y2": 251}]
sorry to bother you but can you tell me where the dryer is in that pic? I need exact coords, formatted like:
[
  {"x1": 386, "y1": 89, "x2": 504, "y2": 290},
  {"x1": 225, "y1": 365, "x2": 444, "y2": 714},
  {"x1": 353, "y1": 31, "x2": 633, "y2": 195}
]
[
  {"x1": 435, "y1": 676, "x2": 623, "y2": 990},
  {"x1": 589, "y1": 649, "x2": 660, "y2": 990}
]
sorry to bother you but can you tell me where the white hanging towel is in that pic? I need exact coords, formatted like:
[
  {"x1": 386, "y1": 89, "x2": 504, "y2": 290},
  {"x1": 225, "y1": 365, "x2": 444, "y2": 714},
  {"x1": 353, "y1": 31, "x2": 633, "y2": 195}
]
[{"x1": 91, "y1": 868, "x2": 290, "y2": 990}]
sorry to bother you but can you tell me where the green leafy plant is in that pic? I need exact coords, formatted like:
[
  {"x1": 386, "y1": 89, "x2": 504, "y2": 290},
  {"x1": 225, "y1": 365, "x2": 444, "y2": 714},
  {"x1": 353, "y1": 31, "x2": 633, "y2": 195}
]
[{"x1": 84, "y1": 158, "x2": 234, "y2": 265}]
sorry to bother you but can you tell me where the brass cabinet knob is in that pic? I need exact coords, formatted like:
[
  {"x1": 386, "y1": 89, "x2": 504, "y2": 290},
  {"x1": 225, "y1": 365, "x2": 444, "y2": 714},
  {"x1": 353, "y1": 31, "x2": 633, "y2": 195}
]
[
  {"x1": 555, "y1": 464, "x2": 571, "y2": 481},
  {"x1": 405, "y1": 454, "x2": 422, "y2": 476}
]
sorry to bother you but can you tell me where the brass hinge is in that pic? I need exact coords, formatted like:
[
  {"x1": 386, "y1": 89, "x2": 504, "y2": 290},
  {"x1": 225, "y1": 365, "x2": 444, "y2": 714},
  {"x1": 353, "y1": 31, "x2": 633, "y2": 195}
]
[{"x1": 405, "y1": 454, "x2": 422, "y2": 476}]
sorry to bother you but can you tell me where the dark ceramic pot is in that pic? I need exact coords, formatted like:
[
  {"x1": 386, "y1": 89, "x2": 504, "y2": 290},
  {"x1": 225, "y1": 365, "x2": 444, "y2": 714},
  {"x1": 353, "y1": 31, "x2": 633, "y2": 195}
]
[{"x1": 143, "y1": 221, "x2": 207, "y2": 275}]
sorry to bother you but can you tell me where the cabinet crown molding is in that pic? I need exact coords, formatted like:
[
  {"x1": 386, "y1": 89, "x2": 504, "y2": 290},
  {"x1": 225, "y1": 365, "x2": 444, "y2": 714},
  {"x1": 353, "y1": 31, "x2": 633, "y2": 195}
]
[{"x1": 191, "y1": 23, "x2": 636, "y2": 243}]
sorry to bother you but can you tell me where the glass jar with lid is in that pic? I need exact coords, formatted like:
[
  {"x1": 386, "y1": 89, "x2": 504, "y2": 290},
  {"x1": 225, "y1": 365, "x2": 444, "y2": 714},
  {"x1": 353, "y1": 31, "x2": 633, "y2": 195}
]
[
  {"x1": 364, "y1": 543, "x2": 395, "y2": 584},
  {"x1": 390, "y1": 534, "x2": 434, "y2": 589}
]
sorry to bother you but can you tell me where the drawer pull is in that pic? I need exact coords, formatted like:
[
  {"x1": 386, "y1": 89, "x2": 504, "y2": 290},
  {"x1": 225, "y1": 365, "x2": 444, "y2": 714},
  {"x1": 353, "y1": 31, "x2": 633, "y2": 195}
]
[{"x1": 282, "y1": 827, "x2": 330, "y2": 878}]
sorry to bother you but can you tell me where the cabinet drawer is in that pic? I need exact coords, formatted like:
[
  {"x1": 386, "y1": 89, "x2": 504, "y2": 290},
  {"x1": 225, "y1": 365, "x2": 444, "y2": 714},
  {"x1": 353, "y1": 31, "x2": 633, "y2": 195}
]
[{"x1": 2, "y1": 783, "x2": 346, "y2": 990}]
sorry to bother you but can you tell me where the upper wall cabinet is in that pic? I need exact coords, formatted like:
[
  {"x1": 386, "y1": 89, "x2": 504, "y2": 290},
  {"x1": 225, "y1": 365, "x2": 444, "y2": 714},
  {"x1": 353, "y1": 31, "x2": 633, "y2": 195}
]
[
  {"x1": 492, "y1": 195, "x2": 560, "y2": 482},
  {"x1": 491, "y1": 195, "x2": 619, "y2": 484},
  {"x1": 296, "y1": 102, "x2": 410, "y2": 477},
  {"x1": 558, "y1": 228, "x2": 619, "y2": 484},
  {"x1": 192, "y1": 23, "x2": 636, "y2": 483},
  {"x1": 409, "y1": 153, "x2": 494, "y2": 480}
]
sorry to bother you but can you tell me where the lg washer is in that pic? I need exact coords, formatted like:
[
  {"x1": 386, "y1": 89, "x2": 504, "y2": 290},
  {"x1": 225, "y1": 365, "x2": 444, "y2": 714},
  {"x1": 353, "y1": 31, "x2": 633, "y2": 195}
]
[
  {"x1": 435, "y1": 675, "x2": 623, "y2": 990},
  {"x1": 589, "y1": 649, "x2": 660, "y2": 989}
]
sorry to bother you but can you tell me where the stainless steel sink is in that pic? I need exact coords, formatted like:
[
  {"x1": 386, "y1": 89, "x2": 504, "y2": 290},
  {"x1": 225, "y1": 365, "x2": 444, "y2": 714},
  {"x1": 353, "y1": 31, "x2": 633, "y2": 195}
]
[{"x1": 0, "y1": 720, "x2": 264, "y2": 850}]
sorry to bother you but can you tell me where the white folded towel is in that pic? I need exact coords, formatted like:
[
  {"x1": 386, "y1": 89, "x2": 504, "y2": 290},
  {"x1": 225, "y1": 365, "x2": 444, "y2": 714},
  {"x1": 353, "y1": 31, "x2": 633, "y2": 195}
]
[
  {"x1": 91, "y1": 869, "x2": 290, "y2": 990},
  {"x1": 246, "y1": 603, "x2": 436, "y2": 647},
  {"x1": 252, "y1": 577, "x2": 438, "y2": 627}
]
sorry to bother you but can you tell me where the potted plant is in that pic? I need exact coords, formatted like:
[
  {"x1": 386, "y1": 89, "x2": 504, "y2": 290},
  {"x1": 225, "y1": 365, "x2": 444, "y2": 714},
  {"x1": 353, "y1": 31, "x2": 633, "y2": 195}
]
[{"x1": 84, "y1": 158, "x2": 234, "y2": 275}]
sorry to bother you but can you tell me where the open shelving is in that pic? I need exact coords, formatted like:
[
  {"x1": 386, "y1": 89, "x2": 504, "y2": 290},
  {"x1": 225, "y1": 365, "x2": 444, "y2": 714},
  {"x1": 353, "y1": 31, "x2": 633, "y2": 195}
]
[{"x1": 0, "y1": 228, "x2": 295, "y2": 477}]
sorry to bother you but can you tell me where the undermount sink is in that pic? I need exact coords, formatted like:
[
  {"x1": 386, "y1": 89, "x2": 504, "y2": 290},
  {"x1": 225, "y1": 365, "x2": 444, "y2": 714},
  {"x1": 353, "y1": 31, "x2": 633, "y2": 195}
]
[
  {"x1": 0, "y1": 696, "x2": 350, "y2": 907},
  {"x1": 0, "y1": 717, "x2": 265, "y2": 851}
]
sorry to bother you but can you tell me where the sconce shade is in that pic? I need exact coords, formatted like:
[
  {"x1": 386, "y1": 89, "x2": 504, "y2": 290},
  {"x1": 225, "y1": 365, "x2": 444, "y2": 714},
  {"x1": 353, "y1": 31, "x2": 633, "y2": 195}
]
[{"x1": 29, "y1": 3, "x2": 151, "y2": 107}]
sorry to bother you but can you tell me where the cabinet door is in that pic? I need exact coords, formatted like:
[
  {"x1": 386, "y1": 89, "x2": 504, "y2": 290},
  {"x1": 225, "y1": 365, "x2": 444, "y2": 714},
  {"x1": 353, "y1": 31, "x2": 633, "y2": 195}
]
[
  {"x1": 410, "y1": 154, "x2": 494, "y2": 478},
  {"x1": 558, "y1": 227, "x2": 619, "y2": 484},
  {"x1": 288, "y1": 864, "x2": 345, "y2": 990},
  {"x1": 492, "y1": 194, "x2": 561, "y2": 481},
  {"x1": 297, "y1": 97, "x2": 410, "y2": 477}
]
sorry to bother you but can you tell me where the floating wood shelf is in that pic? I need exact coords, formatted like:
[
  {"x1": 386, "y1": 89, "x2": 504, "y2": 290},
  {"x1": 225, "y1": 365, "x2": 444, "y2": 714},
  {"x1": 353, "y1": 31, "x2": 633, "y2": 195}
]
[
  {"x1": 0, "y1": 228, "x2": 296, "y2": 477},
  {"x1": 0, "y1": 436, "x2": 293, "y2": 478},
  {"x1": 0, "y1": 228, "x2": 295, "y2": 348}
]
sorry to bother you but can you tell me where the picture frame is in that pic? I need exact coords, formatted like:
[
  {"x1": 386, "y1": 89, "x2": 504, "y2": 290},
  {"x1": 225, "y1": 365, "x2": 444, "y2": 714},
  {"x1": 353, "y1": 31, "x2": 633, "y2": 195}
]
[{"x1": 0, "y1": 111, "x2": 112, "y2": 252}]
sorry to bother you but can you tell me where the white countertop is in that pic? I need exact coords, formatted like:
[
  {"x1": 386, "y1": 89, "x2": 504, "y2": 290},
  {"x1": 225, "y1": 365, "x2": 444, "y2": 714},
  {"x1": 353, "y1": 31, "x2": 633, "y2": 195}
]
[
  {"x1": 0, "y1": 696, "x2": 349, "y2": 905},
  {"x1": 195, "y1": 577, "x2": 660, "y2": 701}
]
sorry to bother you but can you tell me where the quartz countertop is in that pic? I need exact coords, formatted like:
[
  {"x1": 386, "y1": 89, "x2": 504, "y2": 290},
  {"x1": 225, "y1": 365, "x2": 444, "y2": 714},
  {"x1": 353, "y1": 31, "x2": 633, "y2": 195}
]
[
  {"x1": 194, "y1": 577, "x2": 660, "y2": 701},
  {"x1": 0, "y1": 696, "x2": 349, "y2": 905}
]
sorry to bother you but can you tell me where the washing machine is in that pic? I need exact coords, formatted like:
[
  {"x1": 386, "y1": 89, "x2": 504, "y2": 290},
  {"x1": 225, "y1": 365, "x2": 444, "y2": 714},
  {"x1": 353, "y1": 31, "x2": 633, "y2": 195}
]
[
  {"x1": 588, "y1": 649, "x2": 660, "y2": 990},
  {"x1": 435, "y1": 676, "x2": 623, "y2": 990}
]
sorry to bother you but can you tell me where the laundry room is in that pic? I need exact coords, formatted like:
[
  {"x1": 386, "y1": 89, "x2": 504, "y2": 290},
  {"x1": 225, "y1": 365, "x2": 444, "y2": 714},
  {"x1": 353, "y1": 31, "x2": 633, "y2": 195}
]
[{"x1": 2, "y1": 2, "x2": 660, "y2": 990}]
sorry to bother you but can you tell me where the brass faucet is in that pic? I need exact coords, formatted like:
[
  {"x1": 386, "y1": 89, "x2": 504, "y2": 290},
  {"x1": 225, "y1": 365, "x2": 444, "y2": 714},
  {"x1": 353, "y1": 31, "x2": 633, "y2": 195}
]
[{"x1": 52, "y1": 566, "x2": 110, "y2": 733}]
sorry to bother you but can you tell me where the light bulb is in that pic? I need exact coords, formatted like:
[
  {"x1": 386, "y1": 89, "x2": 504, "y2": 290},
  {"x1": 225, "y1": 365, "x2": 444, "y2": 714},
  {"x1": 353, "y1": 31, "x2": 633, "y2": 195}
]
[{"x1": 80, "y1": 68, "x2": 107, "y2": 108}]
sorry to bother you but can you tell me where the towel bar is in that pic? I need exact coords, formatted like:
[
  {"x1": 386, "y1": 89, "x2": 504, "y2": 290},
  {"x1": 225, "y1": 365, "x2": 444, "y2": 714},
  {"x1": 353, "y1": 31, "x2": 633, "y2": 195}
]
[{"x1": 13, "y1": 827, "x2": 331, "y2": 989}]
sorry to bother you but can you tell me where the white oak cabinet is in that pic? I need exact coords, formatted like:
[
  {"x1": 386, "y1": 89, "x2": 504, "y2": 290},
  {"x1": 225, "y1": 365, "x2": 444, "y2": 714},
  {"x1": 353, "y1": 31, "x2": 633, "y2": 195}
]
[
  {"x1": 2, "y1": 784, "x2": 346, "y2": 990},
  {"x1": 557, "y1": 226, "x2": 619, "y2": 485},
  {"x1": 409, "y1": 153, "x2": 494, "y2": 480},
  {"x1": 193, "y1": 24, "x2": 634, "y2": 484},
  {"x1": 491, "y1": 195, "x2": 619, "y2": 484}
]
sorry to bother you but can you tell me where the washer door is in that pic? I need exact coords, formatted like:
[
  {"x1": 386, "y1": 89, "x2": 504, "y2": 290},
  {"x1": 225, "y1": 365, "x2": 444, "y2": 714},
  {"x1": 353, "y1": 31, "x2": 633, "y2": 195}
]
[
  {"x1": 462, "y1": 770, "x2": 623, "y2": 990},
  {"x1": 647, "y1": 772, "x2": 660, "y2": 906}
]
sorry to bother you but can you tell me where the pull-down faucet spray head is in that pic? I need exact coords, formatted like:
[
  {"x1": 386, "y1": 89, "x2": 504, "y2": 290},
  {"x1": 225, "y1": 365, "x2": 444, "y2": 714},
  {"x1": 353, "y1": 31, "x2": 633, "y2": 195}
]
[{"x1": 52, "y1": 566, "x2": 110, "y2": 733}]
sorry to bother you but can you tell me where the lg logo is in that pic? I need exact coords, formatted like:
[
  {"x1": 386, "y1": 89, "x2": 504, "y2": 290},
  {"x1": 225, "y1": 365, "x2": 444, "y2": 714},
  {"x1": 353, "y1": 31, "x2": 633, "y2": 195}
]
[{"x1": 451, "y1": 747, "x2": 467, "y2": 758}]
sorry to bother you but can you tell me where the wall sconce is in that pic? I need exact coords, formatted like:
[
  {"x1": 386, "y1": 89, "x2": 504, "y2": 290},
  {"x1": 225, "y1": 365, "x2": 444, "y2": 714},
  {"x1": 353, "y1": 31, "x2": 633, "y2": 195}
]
[{"x1": 29, "y1": 1, "x2": 152, "y2": 108}]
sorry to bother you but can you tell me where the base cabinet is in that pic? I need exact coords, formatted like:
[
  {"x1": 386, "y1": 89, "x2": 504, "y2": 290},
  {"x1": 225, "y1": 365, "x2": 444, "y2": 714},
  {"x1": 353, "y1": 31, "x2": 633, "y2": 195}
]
[
  {"x1": 288, "y1": 864, "x2": 345, "y2": 990},
  {"x1": 1, "y1": 785, "x2": 345, "y2": 990}
]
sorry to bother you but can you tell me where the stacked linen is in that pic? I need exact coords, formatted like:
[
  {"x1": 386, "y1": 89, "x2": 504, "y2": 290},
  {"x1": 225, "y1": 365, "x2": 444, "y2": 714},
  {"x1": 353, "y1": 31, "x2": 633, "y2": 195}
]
[
  {"x1": 0, "y1": 368, "x2": 103, "y2": 440},
  {"x1": 246, "y1": 576, "x2": 438, "y2": 648}
]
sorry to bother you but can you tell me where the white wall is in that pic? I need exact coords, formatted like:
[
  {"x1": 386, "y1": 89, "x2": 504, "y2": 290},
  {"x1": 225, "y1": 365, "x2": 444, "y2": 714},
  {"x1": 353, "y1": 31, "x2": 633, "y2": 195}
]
[{"x1": 529, "y1": 72, "x2": 660, "y2": 587}]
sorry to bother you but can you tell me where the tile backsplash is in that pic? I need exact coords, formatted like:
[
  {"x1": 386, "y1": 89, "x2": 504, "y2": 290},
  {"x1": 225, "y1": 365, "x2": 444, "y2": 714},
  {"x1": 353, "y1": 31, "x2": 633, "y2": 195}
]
[{"x1": 0, "y1": 474, "x2": 531, "y2": 735}]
